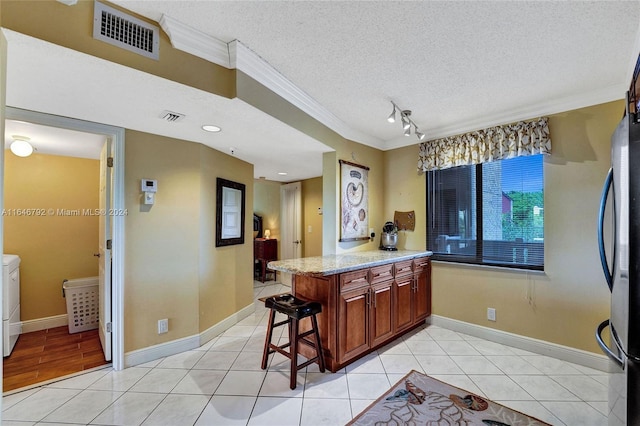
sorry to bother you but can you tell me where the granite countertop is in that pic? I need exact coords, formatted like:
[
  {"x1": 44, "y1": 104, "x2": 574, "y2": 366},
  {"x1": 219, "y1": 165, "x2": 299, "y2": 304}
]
[{"x1": 268, "y1": 250, "x2": 432, "y2": 276}]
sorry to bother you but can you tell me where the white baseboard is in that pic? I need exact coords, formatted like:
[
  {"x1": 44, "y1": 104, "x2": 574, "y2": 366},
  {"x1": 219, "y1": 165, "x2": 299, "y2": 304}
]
[
  {"x1": 427, "y1": 315, "x2": 611, "y2": 372},
  {"x1": 124, "y1": 302, "x2": 255, "y2": 368},
  {"x1": 199, "y1": 303, "x2": 255, "y2": 346},
  {"x1": 125, "y1": 334, "x2": 200, "y2": 367},
  {"x1": 21, "y1": 314, "x2": 68, "y2": 333}
]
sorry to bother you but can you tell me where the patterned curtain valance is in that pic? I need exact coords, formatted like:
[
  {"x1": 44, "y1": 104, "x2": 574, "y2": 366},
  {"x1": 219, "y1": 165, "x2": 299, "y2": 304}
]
[{"x1": 418, "y1": 117, "x2": 551, "y2": 172}]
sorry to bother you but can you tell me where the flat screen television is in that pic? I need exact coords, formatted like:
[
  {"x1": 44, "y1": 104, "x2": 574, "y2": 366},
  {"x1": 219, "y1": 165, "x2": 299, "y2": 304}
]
[{"x1": 253, "y1": 214, "x2": 263, "y2": 239}]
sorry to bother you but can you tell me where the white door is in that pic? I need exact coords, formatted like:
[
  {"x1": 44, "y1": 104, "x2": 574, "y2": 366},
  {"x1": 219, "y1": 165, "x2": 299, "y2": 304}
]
[
  {"x1": 99, "y1": 139, "x2": 112, "y2": 361},
  {"x1": 281, "y1": 182, "x2": 302, "y2": 260}
]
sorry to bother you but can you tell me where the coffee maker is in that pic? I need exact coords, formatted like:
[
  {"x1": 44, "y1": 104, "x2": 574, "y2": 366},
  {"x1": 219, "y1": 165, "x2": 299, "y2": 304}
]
[{"x1": 380, "y1": 221, "x2": 398, "y2": 251}]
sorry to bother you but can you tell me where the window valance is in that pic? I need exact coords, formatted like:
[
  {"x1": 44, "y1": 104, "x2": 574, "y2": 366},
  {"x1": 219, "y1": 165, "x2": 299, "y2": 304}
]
[{"x1": 418, "y1": 117, "x2": 551, "y2": 172}]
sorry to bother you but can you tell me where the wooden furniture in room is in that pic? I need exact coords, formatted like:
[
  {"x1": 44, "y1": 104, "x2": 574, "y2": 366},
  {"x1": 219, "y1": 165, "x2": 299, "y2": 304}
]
[
  {"x1": 254, "y1": 238, "x2": 277, "y2": 282},
  {"x1": 268, "y1": 251, "x2": 431, "y2": 372},
  {"x1": 261, "y1": 293, "x2": 325, "y2": 389}
]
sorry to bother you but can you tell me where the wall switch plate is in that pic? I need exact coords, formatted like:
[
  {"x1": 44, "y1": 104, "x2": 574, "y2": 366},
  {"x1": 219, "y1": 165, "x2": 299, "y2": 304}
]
[
  {"x1": 144, "y1": 192, "x2": 155, "y2": 205},
  {"x1": 487, "y1": 308, "x2": 496, "y2": 322},
  {"x1": 158, "y1": 318, "x2": 169, "y2": 334}
]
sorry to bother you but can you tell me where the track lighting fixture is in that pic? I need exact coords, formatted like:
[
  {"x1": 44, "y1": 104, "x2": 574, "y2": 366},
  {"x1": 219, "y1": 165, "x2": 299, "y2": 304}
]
[
  {"x1": 387, "y1": 101, "x2": 426, "y2": 142},
  {"x1": 387, "y1": 105, "x2": 396, "y2": 123},
  {"x1": 401, "y1": 115, "x2": 411, "y2": 130}
]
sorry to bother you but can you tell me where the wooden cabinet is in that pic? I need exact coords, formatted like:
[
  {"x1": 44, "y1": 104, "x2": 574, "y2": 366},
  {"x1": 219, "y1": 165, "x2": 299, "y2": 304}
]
[
  {"x1": 370, "y1": 280, "x2": 394, "y2": 347},
  {"x1": 254, "y1": 239, "x2": 277, "y2": 282},
  {"x1": 337, "y1": 271, "x2": 393, "y2": 364},
  {"x1": 294, "y1": 255, "x2": 431, "y2": 372},
  {"x1": 413, "y1": 256, "x2": 432, "y2": 322},
  {"x1": 338, "y1": 284, "x2": 370, "y2": 362},
  {"x1": 394, "y1": 275, "x2": 414, "y2": 334}
]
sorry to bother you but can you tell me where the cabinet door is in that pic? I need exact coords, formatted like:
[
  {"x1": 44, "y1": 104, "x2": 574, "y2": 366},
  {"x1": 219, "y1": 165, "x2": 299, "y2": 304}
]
[
  {"x1": 413, "y1": 269, "x2": 431, "y2": 323},
  {"x1": 338, "y1": 285, "x2": 370, "y2": 363},
  {"x1": 370, "y1": 281, "x2": 393, "y2": 347},
  {"x1": 394, "y1": 276, "x2": 414, "y2": 334}
]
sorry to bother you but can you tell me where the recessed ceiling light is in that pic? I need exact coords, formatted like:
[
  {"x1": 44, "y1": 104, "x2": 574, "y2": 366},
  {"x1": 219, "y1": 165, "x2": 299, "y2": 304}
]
[
  {"x1": 202, "y1": 125, "x2": 221, "y2": 132},
  {"x1": 277, "y1": 172, "x2": 288, "y2": 176}
]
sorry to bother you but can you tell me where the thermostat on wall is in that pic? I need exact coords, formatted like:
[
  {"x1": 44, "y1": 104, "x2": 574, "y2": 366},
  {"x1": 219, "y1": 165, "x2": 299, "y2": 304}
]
[{"x1": 141, "y1": 179, "x2": 157, "y2": 192}]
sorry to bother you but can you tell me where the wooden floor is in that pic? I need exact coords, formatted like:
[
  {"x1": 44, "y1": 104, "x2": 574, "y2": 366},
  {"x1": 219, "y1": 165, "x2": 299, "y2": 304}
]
[{"x1": 3, "y1": 326, "x2": 107, "y2": 392}]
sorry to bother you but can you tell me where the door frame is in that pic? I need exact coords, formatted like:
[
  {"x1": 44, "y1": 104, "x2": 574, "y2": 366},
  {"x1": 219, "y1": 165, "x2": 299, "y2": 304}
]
[
  {"x1": 280, "y1": 181, "x2": 302, "y2": 260},
  {"x1": 4, "y1": 107, "x2": 125, "y2": 370}
]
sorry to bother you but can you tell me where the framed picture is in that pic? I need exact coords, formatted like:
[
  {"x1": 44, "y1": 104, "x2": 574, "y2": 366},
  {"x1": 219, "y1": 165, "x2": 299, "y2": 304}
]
[
  {"x1": 339, "y1": 159, "x2": 370, "y2": 242},
  {"x1": 216, "y1": 177, "x2": 246, "y2": 247}
]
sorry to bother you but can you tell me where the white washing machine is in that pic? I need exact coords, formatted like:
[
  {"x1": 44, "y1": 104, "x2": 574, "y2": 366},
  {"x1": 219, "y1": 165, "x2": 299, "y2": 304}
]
[{"x1": 3, "y1": 254, "x2": 21, "y2": 356}]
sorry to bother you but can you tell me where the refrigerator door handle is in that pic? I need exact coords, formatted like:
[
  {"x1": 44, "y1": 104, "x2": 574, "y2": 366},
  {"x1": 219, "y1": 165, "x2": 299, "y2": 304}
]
[
  {"x1": 598, "y1": 167, "x2": 614, "y2": 291},
  {"x1": 596, "y1": 319, "x2": 624, "y2": 368}
]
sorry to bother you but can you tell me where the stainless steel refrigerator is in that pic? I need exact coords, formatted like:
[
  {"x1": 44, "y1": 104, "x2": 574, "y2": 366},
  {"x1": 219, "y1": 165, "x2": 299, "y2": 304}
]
[{"x1": 596, "y1": 102, "x2": 640, "y2": 426}]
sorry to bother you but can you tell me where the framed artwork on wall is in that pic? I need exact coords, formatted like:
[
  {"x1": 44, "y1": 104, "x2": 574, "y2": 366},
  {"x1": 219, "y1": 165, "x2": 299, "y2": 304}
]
[
  {"x1": 339, "y1": 159, "x2": 370, "y2": 242},
  {"x1": 216, "y1": 177, "x2": 246, "y2": 247}
]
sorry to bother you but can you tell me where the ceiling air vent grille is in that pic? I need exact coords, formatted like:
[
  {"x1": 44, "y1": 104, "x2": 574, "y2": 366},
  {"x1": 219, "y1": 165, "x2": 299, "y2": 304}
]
[
  {"x1": 160, "y1": 111, "x2": 186, "y2": 122},
  {"x1": 93, "y1": 1, "x2": 159, "y2": 60}
]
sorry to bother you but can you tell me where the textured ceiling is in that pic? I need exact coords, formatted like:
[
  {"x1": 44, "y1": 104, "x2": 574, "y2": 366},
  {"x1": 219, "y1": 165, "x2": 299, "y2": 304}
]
[
  {"x1": 4, "y1": 1, "x2": 640, "y2": 180},
  {"x1": 116, "y1": 0, "x2": 640, "y2": 148}
]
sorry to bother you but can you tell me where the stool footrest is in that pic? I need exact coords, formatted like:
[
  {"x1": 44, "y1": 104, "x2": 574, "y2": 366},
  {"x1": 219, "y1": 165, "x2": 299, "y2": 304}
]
[
  {"x1": 297, "y1": 357, "x2": 319, "y2": 370},
  {"x1": 273, "y1": 319, "x2": 290, "y2": 328},
  {"x1": 267, "y1": 343, "x2": 293, "y2": 359}
]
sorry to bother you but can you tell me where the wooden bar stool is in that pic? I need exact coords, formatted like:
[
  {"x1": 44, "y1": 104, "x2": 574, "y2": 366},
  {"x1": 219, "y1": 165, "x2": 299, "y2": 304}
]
[{"x1": 261, "y1": 293, "x2": 325, "y2": 389}]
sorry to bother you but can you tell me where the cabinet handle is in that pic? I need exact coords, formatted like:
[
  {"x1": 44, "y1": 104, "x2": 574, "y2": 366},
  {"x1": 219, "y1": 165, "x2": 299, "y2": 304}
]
[
  {"x1": 373, "y1": 290, "x2": 377, "y2": 308},
  {"x1": 366, "y1": 289, "x2": 371, "y2": 307}
]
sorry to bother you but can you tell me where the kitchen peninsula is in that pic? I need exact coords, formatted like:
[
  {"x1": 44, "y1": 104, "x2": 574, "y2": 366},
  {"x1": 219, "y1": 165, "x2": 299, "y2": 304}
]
[{"x1": 268, "y1": 250, "x2": 432, "y2": 372}]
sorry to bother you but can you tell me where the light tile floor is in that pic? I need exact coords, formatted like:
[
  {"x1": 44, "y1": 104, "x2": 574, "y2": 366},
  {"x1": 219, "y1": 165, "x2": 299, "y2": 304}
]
[{"x1": 2, "y1": 280, "x2": 609, "y2": 425}]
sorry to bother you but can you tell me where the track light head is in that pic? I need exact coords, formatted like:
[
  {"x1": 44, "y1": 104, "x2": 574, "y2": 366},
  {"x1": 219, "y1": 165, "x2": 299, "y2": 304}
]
[
  {"x1": 387, "y1": 105, "x2": 396, "y2": 123},
  {"x1": 388, "y1": 101, "x2": 426, "y2": 141}
]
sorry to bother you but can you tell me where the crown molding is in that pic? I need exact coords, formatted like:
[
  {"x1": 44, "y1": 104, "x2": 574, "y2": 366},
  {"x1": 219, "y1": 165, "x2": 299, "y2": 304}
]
[
  {"x1": 229, "y1": 40, "x2": 383, "y2": 149},
  {"x1": 384, "y1": 83, "x2": 626, "y2": 150},
  {"x1": 159, "y1": 13, "x2": 625, "y2": 153},
  {"x1": 158, "y1": 16, "x2": 383, "y2": 149},
  {"x1": 159, "y1": 14, "x2": 231, "y2": 68}
]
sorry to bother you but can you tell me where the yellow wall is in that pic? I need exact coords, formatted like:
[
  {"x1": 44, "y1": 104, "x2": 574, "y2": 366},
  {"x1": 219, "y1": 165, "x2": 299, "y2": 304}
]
[
  {"x1": 124, "y1": 130, "x2": 254, "y2": 352},
  {"x1": 4, "y1": 153, "x2": 99, "y2": 320},
  {"x1": 302, "y1": 177, "x2": 323, "y2": 257},
  {"x1": 253, "y1": 179, "x2": 281, "y2": 241},
  {"x1": 198, "y1": 144, "x2": 253, "y2": 333},
  {"x1": 384, "y1": 100, "x2": 622, "y2": 353}
]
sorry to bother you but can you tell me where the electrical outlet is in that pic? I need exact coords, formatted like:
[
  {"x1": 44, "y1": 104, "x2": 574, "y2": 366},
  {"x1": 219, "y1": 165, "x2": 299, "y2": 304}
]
[
  {"x1": 487, "y1": 308, "x2": 496, "y2": 322},
  {"x1": 158, "y1": 318, "x2": 169, "y2": 334}
]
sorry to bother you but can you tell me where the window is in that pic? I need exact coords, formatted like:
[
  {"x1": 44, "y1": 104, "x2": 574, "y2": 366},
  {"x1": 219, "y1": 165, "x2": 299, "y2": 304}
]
[{"x1": 426, "y1": 155, "x2": 544, "y2": 270}]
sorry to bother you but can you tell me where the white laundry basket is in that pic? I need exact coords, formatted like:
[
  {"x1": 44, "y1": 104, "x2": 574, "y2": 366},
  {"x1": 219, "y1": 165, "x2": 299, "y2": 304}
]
[{"x1": 63, "y1": 277, "x2": 99, "y2": 333}]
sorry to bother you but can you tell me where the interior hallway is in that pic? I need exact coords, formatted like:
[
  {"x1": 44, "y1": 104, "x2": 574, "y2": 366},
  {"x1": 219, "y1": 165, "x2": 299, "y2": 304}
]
[{"x1": 2, "y1": 279, "x2": 609, "y2": 425}]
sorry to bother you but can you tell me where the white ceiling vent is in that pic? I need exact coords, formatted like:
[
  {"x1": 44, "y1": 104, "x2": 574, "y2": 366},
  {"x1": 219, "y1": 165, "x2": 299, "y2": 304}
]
[
  {"x1": 93, "y1": 1, "x2": 159, "y2": 60},
  {"x1": 159, "y1": 110, "x2": 185, "y2": 122}
]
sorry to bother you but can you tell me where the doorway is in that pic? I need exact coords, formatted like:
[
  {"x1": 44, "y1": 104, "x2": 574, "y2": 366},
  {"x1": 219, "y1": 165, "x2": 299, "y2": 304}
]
[
  {"x1": 281, "y1": 181, "x2": 302, "y2": 261},
  {"x1": 2, "y1": 108, "x2": 125, "y2": 391}
]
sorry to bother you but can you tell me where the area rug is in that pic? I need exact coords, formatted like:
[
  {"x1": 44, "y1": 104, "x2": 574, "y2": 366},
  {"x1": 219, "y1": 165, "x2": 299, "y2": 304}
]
[{"x1": 348, "y1": 370, "x2": 551, "y2": 425}]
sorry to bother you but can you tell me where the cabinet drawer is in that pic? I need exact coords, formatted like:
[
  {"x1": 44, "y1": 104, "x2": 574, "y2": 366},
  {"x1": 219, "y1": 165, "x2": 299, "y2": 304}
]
[
  {"x1": 413, "y1": 257, "x2": 431, "y2": 272},
  {"x1": 340, "y1": 269, "x2": 369, "y2": 291},
  {"x1": 370, "y1": 264, "x2": 393, "y2": 284},
  {"x1": 394, "y1": 260, "x2": 413, "y2": 278}
]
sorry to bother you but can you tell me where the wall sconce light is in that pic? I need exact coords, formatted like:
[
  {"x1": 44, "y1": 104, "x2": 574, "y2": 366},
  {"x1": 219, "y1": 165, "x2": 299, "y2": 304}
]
[
  {"x1": 10, "y1": 135, "x2": 34, "y2": 157},
  {"x1": 387, "y1": 101, "x2": 426, "y2": 142},
  {"x1": 263, "y1": 229, "x2": 271, "y2": 239}
]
